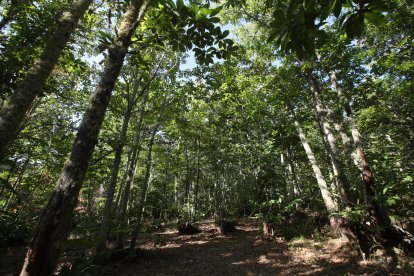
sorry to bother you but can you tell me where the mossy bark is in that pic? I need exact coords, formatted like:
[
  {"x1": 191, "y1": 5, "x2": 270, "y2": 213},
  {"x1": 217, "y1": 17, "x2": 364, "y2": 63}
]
[
  {"x1": 0, "y1": 0, "x2": 92, "y2": 162},
  {"x1": 20, "y1": 1, "x2": 149, "y2": 275}
]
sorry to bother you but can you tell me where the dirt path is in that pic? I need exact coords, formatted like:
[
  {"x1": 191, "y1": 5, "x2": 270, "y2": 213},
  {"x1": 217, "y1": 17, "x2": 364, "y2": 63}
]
[
  {"x1": 104, "y1": 218, "x2": 412, "y2": 275},
  {"x1": 2, "y1": 218, "x2": 412, "y2": 275}
]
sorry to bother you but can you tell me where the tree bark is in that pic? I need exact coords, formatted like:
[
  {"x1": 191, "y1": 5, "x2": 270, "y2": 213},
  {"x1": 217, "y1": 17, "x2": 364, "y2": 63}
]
[
  {"x1": 287, "y1": 103, "x2": 338, "y2": 216},
  {"x1": 114, "y1": 149, "x2": 132, "y2": 217},
  {"x1": 116, "y1": 104, "x2": 146, "y2": 249},
  {"x1": 0, "y1": 0, "x2": 93, "y2": 162},
  {"x1": 328, "y1": 69, "x2": 406, "y2": 246},
  {"x1": 96, "y1": 80, "x2": 140, "y2": 251},
  {"x1": 193, "y1": 137, "x2": 201, "y2": 219},
  {"x1": 20, "y1": 1, "x2": 149, "y2": 275},
  {"x1": 305, "y1": 70, "x2": 352, "y2": 206},
  {"x1": 130, "y1": 123, "x2": 159, "y2": 249}
]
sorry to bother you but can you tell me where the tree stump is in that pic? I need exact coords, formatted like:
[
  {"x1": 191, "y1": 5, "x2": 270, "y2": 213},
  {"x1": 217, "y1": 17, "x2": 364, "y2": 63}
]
[
  {"x1": 216, "y1": 220, "x2": 236, "y2": 235},
  {"x1": 178, "y1": 222, "x2": 201, "y2": 235}
]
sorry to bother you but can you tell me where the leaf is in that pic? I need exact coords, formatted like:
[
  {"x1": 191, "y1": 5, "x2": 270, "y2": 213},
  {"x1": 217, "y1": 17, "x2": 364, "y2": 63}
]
[
  {"x1": 344, "y1": 14, "x2": 364, "y2": 38},
  {"x1": 303, "y1": 0, "x2": 315, "y2": 11},
  {"x1": 268, "y1": 30, "x2": 278, "y2": 43},
  {"x1": 402, "y1": 175, "x2": 413, "y2": 184},
  {"x1": 364, "y1": 12, "x2": 386, "y2": 26},
  {"x1": 209, "y1": 17, "x2": 221, "y2": 23},
  {"x1": 386, "y1": 195, "x2": 400, "y2": 207},
  {"x1": 210, "y1": 6, "x2": 222, "y2": 17},
  {"x1": 272, "y1": 9, "x2": 286, "y2": 25},
  {"x1": 176, "y1": 0, "x2": 184, "y2": 10},
  {"x1": 222, "y1": 30, "x2": 230, "y2": 38},
  {"x1": 166, "y1": 0, "x2": 175, "y2": 9},
  {"x1": 397, "y1": 37, "x2": 408, "y2": 48},
  {"x1": 329, "y1": 0, "x2": 342, "y2": 18},
  {"x1": 382, "y1": 183, "x2": 394, "y2": 194},
  {"x1": 200, "y1": 7, "x2": 210, "y2": 17}
]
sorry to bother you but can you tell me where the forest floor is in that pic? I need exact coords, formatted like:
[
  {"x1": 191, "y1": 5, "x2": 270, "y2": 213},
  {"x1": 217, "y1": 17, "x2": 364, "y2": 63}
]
[
  {"x1": 2, "y1": 217, "x2": 414, "y2": 275},
  {"x1": 104, "y1": 217, "x2": 413, "y2": 275}
]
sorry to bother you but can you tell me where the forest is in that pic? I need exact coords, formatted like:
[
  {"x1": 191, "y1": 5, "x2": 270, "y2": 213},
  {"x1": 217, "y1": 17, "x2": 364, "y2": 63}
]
[{"x1": 0, "y1": 0, "x2": 413, "y2": 275}]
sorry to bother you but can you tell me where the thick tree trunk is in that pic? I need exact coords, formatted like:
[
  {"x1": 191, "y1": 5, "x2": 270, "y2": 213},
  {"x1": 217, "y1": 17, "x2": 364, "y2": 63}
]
[
  {"x1": 20, "y1": 2, "x2": 149, "y2": 275},
  {"x1": 0, "y1": 0, "x2": 93, "y2": 162},
  {"x1": 130, "y1": 124, "x2": 159, "y2": 249}
]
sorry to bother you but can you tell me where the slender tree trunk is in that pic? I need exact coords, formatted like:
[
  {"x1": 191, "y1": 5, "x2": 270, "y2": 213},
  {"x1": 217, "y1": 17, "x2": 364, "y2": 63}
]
[
  {"x1": 0, "y1": 0, "x2": 93, "y2": 162},
  {"x1": 328, "y1": 70, "x2": 376, "y2": 202},
  {"x1": 114, "y1": 149, "x2": 132, "y2": 217},
  {"x1": 286, "y1": 147, "x2": 300, "y2": 203},
  {"x1": 97, "y1": 85, "x2": 139, "y2": 252},
  {"x1": 290, "y1": 109, "x2": 361, "y2": 242},
  {"x1": 116, "y1": 105, "x2": 146, "y2": 249},
  {"x1": 160, "y1": 167, "x2": 168, "y2": 220},
  {"x1": 193, "y1": 138, "x2": 200, "y2": 219},
  {"x1": 288, "y1": 105, "x2": 338, "y2": 216},
  {"x1": 96, "y1": 109, "x2": 132, "y2": 251},
  {"x1": 328, "y1": 69, "x2": 406, "y2": 246},
  {"x1": 3, "y1": 156, "x2": 29, "y2": 210},
  {"x1": 130, "y1": 123, "x2": 159, "y2": 249},
  {"x1": 305, "y1": 70, "x2": 352, "y2": 206},
  {"x1": 20, "y1": 2, "x2": 149, "y2": 275}
]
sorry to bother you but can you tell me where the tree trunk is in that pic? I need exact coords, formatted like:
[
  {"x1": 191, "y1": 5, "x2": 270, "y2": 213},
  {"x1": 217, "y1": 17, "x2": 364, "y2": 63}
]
[
  {"x1": 0, "y1": 0, "x2": 93, "y2": 162},
  {"x1": 305, "y1": 70, "x2": 352, "y2": 206},
  {"x1": 328, "y1": 69, "x2": 406, "y2": 246},
  {"x1": 20, "y1": 2, "x2": 149, "y2": 275},
  {"x1": 116, "y1": 105, "x2": 146, "y2": 249},
  {"x1": 287, "y1": 104, "x2": 339, "y2": 216},
  {"x1": 193, "y1": 138, "x2": 201, "y2": 219},
  {"x1": 114, "y1": 149, "x2": 132, "y2": 217},
  {"x1": 96, "y1": 80, "x2": 140, "y2": 251},
  {"x1": 130, "y1": 123, "x2": 159, "y2": 249}
]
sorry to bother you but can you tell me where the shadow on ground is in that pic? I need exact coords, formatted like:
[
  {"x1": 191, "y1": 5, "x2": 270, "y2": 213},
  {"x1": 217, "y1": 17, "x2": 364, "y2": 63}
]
[{"x1": 102, "y1": 218, "x2": 398, "y2": 276}]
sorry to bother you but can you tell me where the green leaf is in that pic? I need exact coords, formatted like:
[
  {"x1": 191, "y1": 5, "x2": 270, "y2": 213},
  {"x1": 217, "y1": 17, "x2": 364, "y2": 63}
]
[
  {"x1": 199, "y1": 8, "x2": 208, "y2": 18},
  {"x1": 272, "y1": 9, "x2": 286, "y2": 25},
  {"x1": 210, "y1": 6, "x2": 222, "y2": 17},
  {"x1": 166, "y1": 0, "x2": 175, "y2": 9},
  {"x1": 364, "y1": 12, "x2": 386, "y2": 26},
  {"x1": 402, "y1": 175, "x2": 413, "y2": 184},
  {"x1": 176, "y1": 0, "x2": 184, "y2": 10},
  {"x1": 386, "y1": 195, "x2": 400, "y2": 207},
  {"x1": 382, "y1": 183, "x2": 395, "y2": 194},
  {"x1": 209, "y1": 17, "x2": 221, "y2": 23},
  {"x1": 397, "y1": 37, "x2": 409, "y2": 48},
  {"x1": 303, "y1": 0, "x2": 315, "y2": 11}
]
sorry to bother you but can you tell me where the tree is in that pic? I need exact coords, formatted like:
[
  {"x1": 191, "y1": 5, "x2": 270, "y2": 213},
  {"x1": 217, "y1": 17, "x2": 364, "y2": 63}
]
[
  {"x1": 0, "y1": 0, "x2": 93, "y2": 161},
  {"x1": 20, "y1": 1, "x2": 150, "y2": 274}
]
